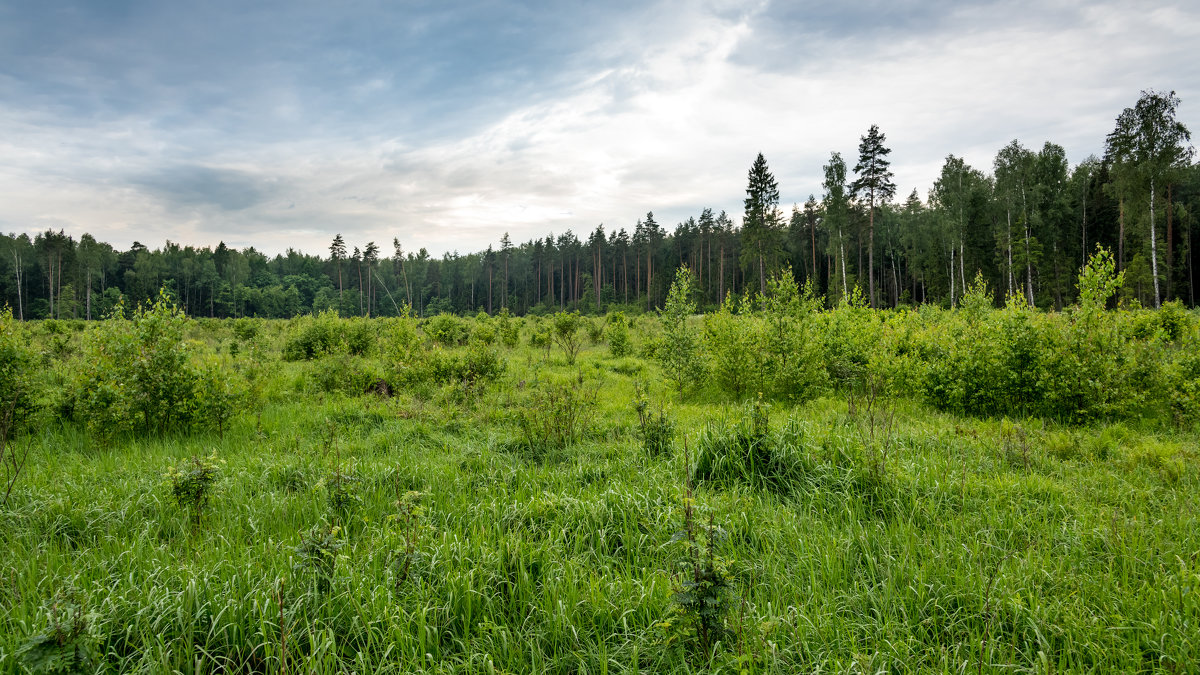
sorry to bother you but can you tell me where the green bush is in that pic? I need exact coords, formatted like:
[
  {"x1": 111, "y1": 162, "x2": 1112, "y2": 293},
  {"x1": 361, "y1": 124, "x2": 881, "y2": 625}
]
[
  {"x1": 424, "y1": 313, "x2": 469, "y2": 347},
  {"x1": 659, "y1": 267, "x2": 706, "y2": 394},
  {"x1": 72, "y1": 293, "x2": 211, "y2": 436},
  {"x1": 282, "y1": 311, "x2": 346, "y2": 360},
  {"x1": 605, "y1": 312, "x2": 632, "y2": 358},
  {"x1": 0, "y1": 307, "x2": 38, "y2": 434}
]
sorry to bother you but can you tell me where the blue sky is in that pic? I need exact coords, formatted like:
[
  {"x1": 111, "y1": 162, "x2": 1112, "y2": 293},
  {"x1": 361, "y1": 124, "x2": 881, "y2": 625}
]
[{"x1": 1, "y1": 0, "x2": 1197, "y2": 255}]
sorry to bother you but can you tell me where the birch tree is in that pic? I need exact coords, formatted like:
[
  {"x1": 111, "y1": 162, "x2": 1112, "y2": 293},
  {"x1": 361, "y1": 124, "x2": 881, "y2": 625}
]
[{"x1": 1105, "y1": 89, "x2": 1194, "y2": 308}]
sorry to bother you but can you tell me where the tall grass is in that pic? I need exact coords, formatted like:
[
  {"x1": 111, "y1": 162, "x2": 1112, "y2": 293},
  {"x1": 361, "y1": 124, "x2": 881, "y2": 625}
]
[{"x1": 0, "y1": 310, "x2": 1197, "y2": 673}]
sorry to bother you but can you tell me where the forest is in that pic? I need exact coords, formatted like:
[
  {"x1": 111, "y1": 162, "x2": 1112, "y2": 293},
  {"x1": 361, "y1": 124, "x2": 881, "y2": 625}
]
[{"x1": 2, "y1": 91, "x2": 1198, "y2": 320}]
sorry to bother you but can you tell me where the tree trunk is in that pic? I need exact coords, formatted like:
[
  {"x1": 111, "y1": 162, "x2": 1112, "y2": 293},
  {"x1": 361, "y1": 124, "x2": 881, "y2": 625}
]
[
  {"x1": 1150, "y1": 176, "x2": 1161, "y2": 308},
  {"x1": 949, "y1": 246, "x2": 955, "y2": 307},
  {"x1": 12, "y1": 252, "x2": 22, "y2": 321},
  {"x1": 758, "y1": 244, "x2": 766, "y2": 297},
  {"x1": 868, "y1": 200, "x2": 876, "y2": 307},
  {"x1": 1166, "y1": 182, "x2": 1173, "y2": 301},
  {"x1": 1117, "y1": 197, "x2": 1125, "y2": 274},
  {"x1": 719, "y1": 245, "x2": 725, "y2": 302},
  {"x1": 839, "y1": 230, "x2": 848, "y2": 300}
]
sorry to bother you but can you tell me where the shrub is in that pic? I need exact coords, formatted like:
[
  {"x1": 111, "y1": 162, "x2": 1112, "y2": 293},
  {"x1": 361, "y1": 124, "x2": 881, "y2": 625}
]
[
  {"x1": 514, "y1": 376, "x2": 597, "y2": 455},
  {"x1": 344, "y1": 318, "x2": 376, "y2": 356},
  {"x1": 231, "y1": 317, "x2": 260, "y2": 342},
  {"x1": 551, "y1": 312, "x2": 585, "y2": 364},
  {"x1": 17, "y1": 582, "x2": 97, "y2": 675},
  {"x1": 692, "y1": 396, "x2": 798, "y2": 490},
  {"x1": 662, "y1": 466, "x2": 735, "y2": 657},
  {"x1": 282, "y1": 310, "x2": 346, "y2": 360},
  {"x1": 73, "y1": 292, "x2": 203, "y2": 436},
  {"x1": 758, "y1": 271, "x2": 827, "y2": 402},
  {"x1": 321, "y1": 467, "x2": 361, "y2": 516},
  {"x1": 166, "y1": 452, "x2": 222, "y2": 526},
  {"x1": 703, "y1": 295, "x2": 756, "y2": 398},
  {"x1": 659, "y1": 267, "x2": 706, "y2": 394},
  {"x1": 497, "y1": 312, "x2": 520, "y2": 348},
  {"x1": 633, "y1": 383, "x2": 674, "y2": 456},
  {"x1": 1, "y1": 308, "x2": 38, "y2": 491},
  {"x1": 294, "y1": 523, "x2": 345, "y2": 594},
  {"x1": 424, "y1": 313, "x2": 469, "y2": 347},
  {"x1": 605, "y1": 312, "x2": 632, "y2": 358}
]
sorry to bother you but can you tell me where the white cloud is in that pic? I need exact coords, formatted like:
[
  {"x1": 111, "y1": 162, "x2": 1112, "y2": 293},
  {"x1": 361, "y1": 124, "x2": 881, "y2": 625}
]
[{"x1": 1, "y1": 0, "x2": 1198, "y2": 255}]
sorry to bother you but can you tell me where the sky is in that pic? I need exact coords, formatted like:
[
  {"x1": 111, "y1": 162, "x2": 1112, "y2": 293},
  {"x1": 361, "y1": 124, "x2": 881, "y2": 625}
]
[{"x1": 1, "y1": 0, "x2": 1197, "y2": 257}]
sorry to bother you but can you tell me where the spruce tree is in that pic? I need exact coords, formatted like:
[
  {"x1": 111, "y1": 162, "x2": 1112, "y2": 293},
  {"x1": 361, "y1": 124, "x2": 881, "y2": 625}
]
[{"x1": 742, "y1": 153, "x2": 781, "y2": 296}]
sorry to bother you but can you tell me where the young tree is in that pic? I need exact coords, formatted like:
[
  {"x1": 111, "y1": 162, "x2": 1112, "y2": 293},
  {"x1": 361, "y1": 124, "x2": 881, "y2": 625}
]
[
  {"x1": 851, "y1": 125, "x2": 896, "y2": 307},
  {"x1": 741, "y1": 153, "x2": 782, "y2": 296},
  {"x1": 1105, "y1": 90, "x2": 1194, "y2": 307}
]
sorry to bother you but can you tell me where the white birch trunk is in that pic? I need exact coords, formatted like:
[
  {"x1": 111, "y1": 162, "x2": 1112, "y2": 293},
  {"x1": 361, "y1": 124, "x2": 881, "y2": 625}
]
[{"x1": 1150, "y1": 176, "x2": 1160, "y2": 308}]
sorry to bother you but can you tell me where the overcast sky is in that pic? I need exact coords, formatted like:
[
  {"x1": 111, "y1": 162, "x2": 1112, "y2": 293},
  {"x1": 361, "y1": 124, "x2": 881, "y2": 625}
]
[{"x1": 1, "y1": 0, "x2": 1197, "y2": 257}]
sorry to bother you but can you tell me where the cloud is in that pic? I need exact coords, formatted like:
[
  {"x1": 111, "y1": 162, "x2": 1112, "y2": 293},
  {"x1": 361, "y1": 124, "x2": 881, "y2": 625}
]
[
  {"x1": 0, "y1": 0, "x2": 1198, "y2": 256},
  {"x1": 132, "y1": 165, "x2": 278, "y2": 212}
]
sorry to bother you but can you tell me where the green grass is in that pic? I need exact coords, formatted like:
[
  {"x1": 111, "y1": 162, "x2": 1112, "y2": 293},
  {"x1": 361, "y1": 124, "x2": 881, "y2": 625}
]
[{"x1": 2, "y1": 321, "x2": 1198, "y2": 674}]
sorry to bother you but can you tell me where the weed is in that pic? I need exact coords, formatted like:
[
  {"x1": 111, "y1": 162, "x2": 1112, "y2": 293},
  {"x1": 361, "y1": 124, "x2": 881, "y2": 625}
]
[
  {"x1": 633, "y1": 382, "x2": 674, "y2": 456},
  {"x1": 663, "y1": 444, "x2": 736, "y2": 658},
  {"x1": 514, "y1": 374, "x2": 598, "y2": 455},
  {"x1": 293, "y1": 523, "x2": 345, "y2": 594},
  {"x1": 391, "y1": 489, "x2": 429, "y2": 588},
  {"x1": 165, "y1": 452, "x2": 222, "y2": 526},
  {"x1": 17, "y1": 582, "x2": 97, "y2": 675}
]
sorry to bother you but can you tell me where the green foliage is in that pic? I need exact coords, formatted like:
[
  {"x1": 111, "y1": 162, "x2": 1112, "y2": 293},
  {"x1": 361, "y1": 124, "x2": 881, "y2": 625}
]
[
  {"x1": 196, "y1": 357, "x2": 244, "y2": 438},
  {"x1": 659, "y1": 267, "x2": 705, "y2": 394},
  {"x1": 663, "y1": 479, "x2": 735, "y2": 657},
  {"x1": 294, "y1": 523, "x2": 345, "y2": 594},
  {"x1": 692, "y1": 395, "x2": 799, "y2": 490},
  {"x1": 322, "y1": 467, "x2": 361, "y2": 516},
  {"x1": 496, "y1": 312, "x2": 520, "y2": 348},
  {"x1": 514, "y1": 375, "x2": 597, "y2": 455},
  {"x1": 72, "y1": 292, "x2": 205, "y2": 436},
  {"x1": 604, "y1": 312, "x2": 632, "y2": 358},
  {"x1": 344, "y1": 318, "x2": 377, "y2": 356},
  {"x1": 390, "y1": 490, "x2": 429, "y2": 587},
  {"x1": 231, "y1": 317, "x2": 260, "y2": 342},
  {"x1": 584, "y1": 317, "x2": 604, "y2": 344},
  {"x1": 633, "y1": 383, "x2": 673, "y2": 456},
  {"x1": 702, "y1": 294, "x2": 756, "y2": 398},
  {"x1": 419, "y1": 342, "x2": 505, "y2": 387},
  {"x1": 527, "y1": 319, "x2": 553, "y2": 359},
  {"x1": 17, "y1": 583, "x2": 97, "y2": 675},
  {"x1": 550, "y1": 312, "x2": 585, "y2": 365},
  {"x1": 1077, "y1": 247, "x2": 1123, "y2": 311},
  {"x1": 1, "y1": 306, "x2": 38, "y2": 436},
  {"x1": 759, "y1": 271, "x2": 827, "y2": 401},
  {"x1": 424, "y1": 313, "x2": 469, "y2": 347},
  {"x1": 282, "y1": 310, "x2": 347, "y2": 360},
  {"x1": 1167, "y1": 349, "x2": 1200, "y2": 428},
  {"x1": 165, "y1": 452, "x2": 222, "y2": 525}
]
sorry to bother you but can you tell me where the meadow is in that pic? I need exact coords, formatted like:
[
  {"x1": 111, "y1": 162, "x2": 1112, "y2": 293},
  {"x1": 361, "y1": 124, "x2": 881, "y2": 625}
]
[{"x1": 1, "y1": 258, "x2": 1198, "y2": 674}]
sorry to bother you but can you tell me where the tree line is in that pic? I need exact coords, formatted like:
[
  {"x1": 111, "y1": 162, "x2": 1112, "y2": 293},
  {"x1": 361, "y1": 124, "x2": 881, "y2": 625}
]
[{"x1": 2, "y1": 90, "x2": 1196, "y2": 320}]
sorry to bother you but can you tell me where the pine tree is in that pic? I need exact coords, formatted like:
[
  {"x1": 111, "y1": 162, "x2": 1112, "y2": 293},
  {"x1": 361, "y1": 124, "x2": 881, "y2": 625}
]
[
  {"x1": 851, "y1": 125, "x2": 896, "y2": 307},
  {"x1": 329, "y1": 234, "x2": 346, "y2": 314},
  {"x1": 741, "y1": 153, "x2": 782, "y2": 296}
]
